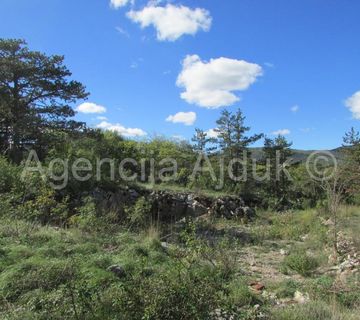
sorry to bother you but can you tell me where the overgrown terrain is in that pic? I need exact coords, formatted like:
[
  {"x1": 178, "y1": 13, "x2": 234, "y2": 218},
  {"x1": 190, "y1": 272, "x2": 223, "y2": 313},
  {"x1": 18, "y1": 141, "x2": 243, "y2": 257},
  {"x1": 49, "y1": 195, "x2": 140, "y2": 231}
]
[
  {"x1": 1, "y1": 39, "x2": 360, "y2": 319},
  {"x1": 1, "y1": 205, "x2": 359, "y2": 319}
]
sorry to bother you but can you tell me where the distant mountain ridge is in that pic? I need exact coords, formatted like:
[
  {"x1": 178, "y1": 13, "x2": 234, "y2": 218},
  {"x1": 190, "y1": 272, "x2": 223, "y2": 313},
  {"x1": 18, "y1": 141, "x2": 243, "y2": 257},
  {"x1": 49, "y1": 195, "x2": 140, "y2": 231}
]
[{"x1": 249, "y1": 147, "x2": 345, "y2": 162}]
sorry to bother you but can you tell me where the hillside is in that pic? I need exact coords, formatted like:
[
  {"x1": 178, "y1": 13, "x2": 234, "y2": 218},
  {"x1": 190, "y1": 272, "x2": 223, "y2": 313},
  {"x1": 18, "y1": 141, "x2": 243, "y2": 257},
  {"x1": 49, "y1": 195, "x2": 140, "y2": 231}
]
[{"x1": 250, "y1": 147, "x2": 345, "y2": 163}]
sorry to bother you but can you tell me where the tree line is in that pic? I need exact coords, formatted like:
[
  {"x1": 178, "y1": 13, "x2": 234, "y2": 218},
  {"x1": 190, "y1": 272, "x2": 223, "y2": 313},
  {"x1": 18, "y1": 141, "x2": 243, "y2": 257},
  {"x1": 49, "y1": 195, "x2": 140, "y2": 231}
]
[{"x1": 1, "y1": 38, "x2": 360, "y2": 212}]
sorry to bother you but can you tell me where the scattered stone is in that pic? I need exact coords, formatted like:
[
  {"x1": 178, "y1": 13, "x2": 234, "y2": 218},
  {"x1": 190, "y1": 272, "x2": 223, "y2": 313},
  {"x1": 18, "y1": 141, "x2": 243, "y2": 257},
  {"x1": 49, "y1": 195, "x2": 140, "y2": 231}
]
[
  {"x1": 107, "y1": 265, "x2": 126, "y2": 278},
  {"x1": 243, "y1": 206, "x2": 255, "y2": 218},
  {"x1": 280, "y1": 249, "x2": 288, "y2": 256},
  {"x1": 250, "y1": 281, "x2": 265, "y2": 292},
  {"x1": 261, "y1": 290, "x2": 277, "y2": 300},
  {"x1": 148, "y1": 191, "x2": 255, "y2": 222},
  {"x1": 210, "y1": 196, "x2": 255, "y2": 220},
  {"x1": 293, "y1": 290, "x2": 309, "y2": 304},
  {"x1": 322, "y1": 218, "x2": 335, "y2": 226},
  {"x1": 160, "y1": 242, "x2": 170, "y2": 253}
]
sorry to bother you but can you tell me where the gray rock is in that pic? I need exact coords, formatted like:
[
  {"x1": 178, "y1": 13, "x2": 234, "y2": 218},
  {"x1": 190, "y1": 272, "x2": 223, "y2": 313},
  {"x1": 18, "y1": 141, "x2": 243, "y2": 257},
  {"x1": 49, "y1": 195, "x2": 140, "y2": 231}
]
[
  {"x1": 108, "y1": 265, "x2": 126, "y2": 278},
  {"x1": 209, "y1": 196, "x2": 255, "y2": 220}
]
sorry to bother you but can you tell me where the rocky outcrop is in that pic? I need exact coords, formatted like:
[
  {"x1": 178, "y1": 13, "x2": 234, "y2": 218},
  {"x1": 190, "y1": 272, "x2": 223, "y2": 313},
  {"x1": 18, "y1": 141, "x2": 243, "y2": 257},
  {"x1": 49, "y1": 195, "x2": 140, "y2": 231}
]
[
  {"x1": 210, "y1": 196, "x2": 255, "y2": 220},
  {"x1": 89, "y1": 186, "x2": 256, "y2": 222},
  {"x1": 148, "y1": 191, "x2": 210, "y2": 221},
  {"x1": 89, "y1": 186, "x2": 142, "y2": 219},
  {"x1": 147, "y1": 190, "x2": 256, "y2": 222}
]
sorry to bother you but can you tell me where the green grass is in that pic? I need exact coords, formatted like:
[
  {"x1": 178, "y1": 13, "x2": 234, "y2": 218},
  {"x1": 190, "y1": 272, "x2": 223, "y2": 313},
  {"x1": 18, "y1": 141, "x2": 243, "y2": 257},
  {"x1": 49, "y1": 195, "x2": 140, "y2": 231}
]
[
  {"x1": 1, "y1": 205, "x2": 359, "y2": 319},
  {"x1": 0, "y1": 217, "x2": 246, "y2": 319},
  {"x1": 281, "y1": 249, "x2": 319, "y2": 277},
  {"x1": 137, "y1": 182, "x2": 236, "y2": 198},
  {"x1": 271, "y1": 300, "x2": 360, "y2": 320},
  {"x1": 253, "y1": 209, "x2": 327, "y2": 242}
]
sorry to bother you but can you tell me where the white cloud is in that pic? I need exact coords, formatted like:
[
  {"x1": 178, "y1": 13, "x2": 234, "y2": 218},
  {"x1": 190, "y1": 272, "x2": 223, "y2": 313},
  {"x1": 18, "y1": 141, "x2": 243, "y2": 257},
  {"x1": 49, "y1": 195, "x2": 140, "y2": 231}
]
[
  {"x1": 97, "y1": 116, "x2": 108, "y2": 121},
  {"x1": 115, "y1": 26, "x2": 130, "y2": 38},
  {"x1": 272, "y1": 129, "x2": 290, "y2": 136},
  {"x1": 291, "y1": 105, "x2": 299, "y2": 113},
  {"x1": 97, "y1": 121, "x2": 147, "y2": 137},
  {"x1": 76, "y1": 102, "x2": 106, "y2": 114},
  {"x1": 110, "y1": 0, "x2": 133, "y2": 9},
  {"x1": 130, "y1": 62, "x2": 138, "y2": 69},
  {"x1": 166, "y1": 111, "x2": 196, "y2": 126},
  {"x1": 345, "y1": 91, "x2": 360, "y2": 119},
  {"x1": 127, "y1": 4, "x2": 212, "y2": 41},
  {"x1": 176, "y1": 55, "x2": 263, "y2": 108},
  {"x1": 205, "y1": 128, "x2": 219, "y2": 138}
]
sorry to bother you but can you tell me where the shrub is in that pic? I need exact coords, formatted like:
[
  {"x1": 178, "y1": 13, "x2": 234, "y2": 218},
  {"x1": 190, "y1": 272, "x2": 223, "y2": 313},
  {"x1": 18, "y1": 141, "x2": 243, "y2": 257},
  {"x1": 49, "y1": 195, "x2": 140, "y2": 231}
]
[
  {"x1": 113, "y1": 264, "x2": 225, "y2": 320},
  {"x1": 0, "y1": 156, "x2": 21, "y2": 193},
  {"x1": 126, "y1": 196, "x2": 152, "y2": 229},
  {"x1": 19, "y1": 188, "x2": 69, "y2": 224},
  {"x1": 275, "y1": 279, "x2": 301, "y2": 299},
  {"x1": 282, "y1": 250, "x2": 319, "y2": 277},
  {"x1": 226, "y1": 278, "x2": 260, "y2": 307}
]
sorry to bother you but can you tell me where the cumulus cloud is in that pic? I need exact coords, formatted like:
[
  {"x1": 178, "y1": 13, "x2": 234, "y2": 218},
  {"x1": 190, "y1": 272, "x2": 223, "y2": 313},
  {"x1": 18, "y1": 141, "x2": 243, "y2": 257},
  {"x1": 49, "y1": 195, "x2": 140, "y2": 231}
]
[
  {"x1": 97, "y1": 121, "x2": 147, "y2": 137},
  {"x1": 110, "y1": 0, "x2": 133, "y2": 9},
  {"x1": 205, "y1": 128, "x2": 219, "y2": 138},
  {"x1": 291, "y1": 105, "x2": 299, "y2": 113},
  {"x1": 76, "y1": 102, "x2": 106, "y2": 114},
  {"x1": 272, "y1": 129, "x2": 290, "y2": 136},
  {"x1": 127, "y1": 4, "x2": 212, "y2": 41},
  {"x1": 166, "y1": 111, "x2": 196, "y2": 126},
  {"x1": 345, "y1": 91, "x2": 360, "y2": 119},
  {"x1": 176, "y1": 55, "x2": 263, "y2": 108},
  {"x1": 97, "y1": 116, "x2": 108, "y2": 121}
]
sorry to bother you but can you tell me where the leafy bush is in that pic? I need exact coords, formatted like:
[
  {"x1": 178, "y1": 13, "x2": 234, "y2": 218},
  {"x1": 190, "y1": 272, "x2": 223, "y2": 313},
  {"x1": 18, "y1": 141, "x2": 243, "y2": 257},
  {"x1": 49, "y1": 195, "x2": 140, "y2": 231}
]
[
  {"x1": 226, "y1": 278, "x2": 261, "y2": 307},
  {"x1": 126, "y1": 196, "x2": 152, "y2": 229},
  {"x1": 115, "y1": 265, "x2": 224, "y2": 319},
  {"x1": 0, "y1": 156, "x2": 21, "y2": 193},
  {"x1": 19, "y1": 188, "x2": 69, "y2": 224},
  {"x1": 282, "y1": 250, "x2": 319, "y2": 276},
  {"x1": 275, "y1": 279, "x2": 301, "y2": 299}
]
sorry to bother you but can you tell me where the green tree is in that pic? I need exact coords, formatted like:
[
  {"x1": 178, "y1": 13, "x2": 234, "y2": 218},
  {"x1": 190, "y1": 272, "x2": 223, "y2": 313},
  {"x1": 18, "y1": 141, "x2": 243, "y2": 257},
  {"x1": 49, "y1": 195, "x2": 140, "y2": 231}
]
[
  {"x1": 215, "y1": 109, "x2": 263, "y2": 191},
  {"x1": 191, "y1": 128, "x2": 216, "y2": 154},
  {"x1": 343, "y1": 127, "x2": 360, "y2": 146},
  {"x1": 343, "y1": 127, "x2": 360, "y2": 166},
  {"x1": 0, "y1": 39, "x2": 88, "y2": 162},
  {"x1": 263, "y1": 135, "x2": 293, "y2": 208},
  {"x1": 342, "y1": 127, "x2": 360, "y2": 197},
  {"x1": 215, "y1": 109, "x2": 263, "y2": 159}
]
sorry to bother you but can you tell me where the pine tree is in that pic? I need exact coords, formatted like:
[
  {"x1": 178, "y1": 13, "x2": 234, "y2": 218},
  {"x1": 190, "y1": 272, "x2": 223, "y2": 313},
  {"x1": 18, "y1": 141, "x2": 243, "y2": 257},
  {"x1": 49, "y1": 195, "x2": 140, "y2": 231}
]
[
  {"x1": 0, "y1": 39, "x2": 88, "y2": 161},
  {"x1": 263, "y1": 135, "x2": 293, "y2": 207}
]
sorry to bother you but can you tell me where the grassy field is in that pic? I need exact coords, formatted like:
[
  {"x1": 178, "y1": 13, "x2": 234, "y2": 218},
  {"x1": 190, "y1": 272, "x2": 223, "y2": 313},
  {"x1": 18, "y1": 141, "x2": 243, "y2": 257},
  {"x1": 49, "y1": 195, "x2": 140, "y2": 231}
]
[{"x1": 0, "y1": 206, "x2": 359, "y2": 319}]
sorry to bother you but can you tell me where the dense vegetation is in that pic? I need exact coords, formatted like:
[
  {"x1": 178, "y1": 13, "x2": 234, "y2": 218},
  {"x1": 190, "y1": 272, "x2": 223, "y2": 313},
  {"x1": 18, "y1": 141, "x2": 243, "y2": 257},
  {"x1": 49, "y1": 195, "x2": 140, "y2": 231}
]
[{"x1": 1, "y1": 39, "x2": 360, "y2": 319}]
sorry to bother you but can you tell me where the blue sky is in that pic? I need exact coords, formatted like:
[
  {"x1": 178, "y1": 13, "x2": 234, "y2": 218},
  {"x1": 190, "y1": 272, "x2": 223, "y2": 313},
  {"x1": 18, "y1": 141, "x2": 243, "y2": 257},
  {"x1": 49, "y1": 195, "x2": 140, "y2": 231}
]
[{"x1": 1, "y1": 0, "x2": 360, "y2": 149}]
